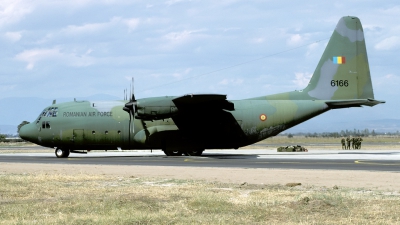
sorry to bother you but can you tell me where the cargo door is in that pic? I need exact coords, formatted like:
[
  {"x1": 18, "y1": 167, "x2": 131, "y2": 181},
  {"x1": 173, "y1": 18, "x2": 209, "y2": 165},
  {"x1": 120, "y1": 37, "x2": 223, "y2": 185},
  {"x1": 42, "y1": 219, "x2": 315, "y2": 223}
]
[{"x1": 73, "y1": 129, "x2": 85, "y2": 146}]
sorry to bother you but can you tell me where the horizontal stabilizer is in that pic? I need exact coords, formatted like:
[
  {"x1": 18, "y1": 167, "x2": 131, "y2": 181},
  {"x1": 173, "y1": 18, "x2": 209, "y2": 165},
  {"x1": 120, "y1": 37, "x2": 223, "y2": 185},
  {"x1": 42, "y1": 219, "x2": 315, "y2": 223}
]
[{"x1": 325, "y1": 98, "x2": 386, "y2": 109}]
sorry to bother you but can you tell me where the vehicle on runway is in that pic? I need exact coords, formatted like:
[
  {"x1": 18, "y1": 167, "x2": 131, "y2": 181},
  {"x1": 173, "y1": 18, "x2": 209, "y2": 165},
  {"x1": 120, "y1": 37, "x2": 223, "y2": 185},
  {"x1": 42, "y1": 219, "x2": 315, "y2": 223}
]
[
  {"x1": 19, "y1": 16, "x2": 384, "y2": 158},
  {"x1": 277, "y1": 145, "x2": 308, "y2": 152}
]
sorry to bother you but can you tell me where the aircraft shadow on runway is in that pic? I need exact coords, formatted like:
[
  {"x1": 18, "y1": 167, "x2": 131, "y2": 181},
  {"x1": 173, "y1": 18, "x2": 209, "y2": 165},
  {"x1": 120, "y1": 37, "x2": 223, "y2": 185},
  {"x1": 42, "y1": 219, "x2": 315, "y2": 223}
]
[{"x1": 44, "y1": 153, "x2": 260, "y2": 160}]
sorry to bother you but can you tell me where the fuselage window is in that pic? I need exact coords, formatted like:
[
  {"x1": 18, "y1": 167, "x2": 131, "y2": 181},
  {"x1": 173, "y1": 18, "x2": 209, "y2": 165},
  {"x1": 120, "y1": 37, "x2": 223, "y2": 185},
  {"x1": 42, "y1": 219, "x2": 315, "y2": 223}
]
[
  {"x1": 105, "y1": 131, "x2": 108, "y2": 135},
  {"x1": 41, "y1": 121, "x2": 51, "y2": 129},
  {"x1": 118, "y1": 130, "x2": 121, "y2": 134},
  {"x1": 92, "y1": 131, "x2": 95, "y2": 134}
]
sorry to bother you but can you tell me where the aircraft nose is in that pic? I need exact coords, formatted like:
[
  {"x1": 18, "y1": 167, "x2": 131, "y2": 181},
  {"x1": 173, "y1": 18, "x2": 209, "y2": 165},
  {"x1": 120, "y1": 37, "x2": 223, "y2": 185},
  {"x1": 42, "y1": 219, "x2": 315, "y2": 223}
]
[{"x1": 19, "y1": 124, "x2": 36, "y2": 142}]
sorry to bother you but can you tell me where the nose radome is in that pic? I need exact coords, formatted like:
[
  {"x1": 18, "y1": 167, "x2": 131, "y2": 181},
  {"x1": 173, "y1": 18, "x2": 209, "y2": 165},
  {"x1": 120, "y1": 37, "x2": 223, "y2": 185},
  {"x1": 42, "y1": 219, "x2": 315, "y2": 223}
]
[{"x1": 19, "y1": 124, "x2": 35, "y2": 142}]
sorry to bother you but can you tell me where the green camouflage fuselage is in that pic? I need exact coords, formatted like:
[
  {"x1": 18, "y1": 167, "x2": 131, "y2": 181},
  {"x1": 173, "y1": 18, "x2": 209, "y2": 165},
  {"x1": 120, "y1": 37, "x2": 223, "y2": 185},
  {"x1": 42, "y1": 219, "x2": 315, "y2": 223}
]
[{"x1": 21, "y1": 98, "x2": 329, "y2": 150}]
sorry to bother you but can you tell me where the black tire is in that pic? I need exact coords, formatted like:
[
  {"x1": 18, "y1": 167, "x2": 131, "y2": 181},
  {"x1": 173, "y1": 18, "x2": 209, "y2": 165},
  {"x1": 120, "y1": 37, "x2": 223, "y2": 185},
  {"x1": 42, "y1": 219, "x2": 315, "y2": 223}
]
[
  {"x1": 170, "y1": 150, "x2": 183, "y2": 156},
  {"x1": 163, "y1": 150, "x2": 183, "y2": 156},
  {"x1": 55, "y1": 148, "x2": 70, "y2": 158}
]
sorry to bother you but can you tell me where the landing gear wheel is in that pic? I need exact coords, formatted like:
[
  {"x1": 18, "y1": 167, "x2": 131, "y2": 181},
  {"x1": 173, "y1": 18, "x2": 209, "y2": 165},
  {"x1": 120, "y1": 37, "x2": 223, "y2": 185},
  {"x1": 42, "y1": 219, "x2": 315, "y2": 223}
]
[
  {"x1": 184, "y1": 149, "x2": 204, "y2": 156},
  {"x1": 170, "y1": 150, "x2": 183, "y2": 156},
  {"x1": 55, "y1": 148, "x2": 70, "y2": 158},
  {"x1": 163, "y1": 149, "x2": 183, "y2": 156}
]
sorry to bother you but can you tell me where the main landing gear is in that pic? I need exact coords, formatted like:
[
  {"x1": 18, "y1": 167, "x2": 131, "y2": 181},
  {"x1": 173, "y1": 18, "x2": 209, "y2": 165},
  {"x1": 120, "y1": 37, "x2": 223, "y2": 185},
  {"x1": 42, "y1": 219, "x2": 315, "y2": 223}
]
[
  {"x1": 162, "y1": 149, "x2": 204, "y2": 156},
  {"x1": 55, "y1": 148, "x2": 70, "y2": 158}
]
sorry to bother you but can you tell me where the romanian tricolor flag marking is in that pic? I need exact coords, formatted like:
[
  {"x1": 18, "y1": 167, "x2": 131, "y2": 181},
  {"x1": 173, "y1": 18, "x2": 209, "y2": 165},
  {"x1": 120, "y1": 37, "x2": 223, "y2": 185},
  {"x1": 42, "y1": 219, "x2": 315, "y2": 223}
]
[{"x1": 333, "y1": 56, "x2": 346, "y2": 64}]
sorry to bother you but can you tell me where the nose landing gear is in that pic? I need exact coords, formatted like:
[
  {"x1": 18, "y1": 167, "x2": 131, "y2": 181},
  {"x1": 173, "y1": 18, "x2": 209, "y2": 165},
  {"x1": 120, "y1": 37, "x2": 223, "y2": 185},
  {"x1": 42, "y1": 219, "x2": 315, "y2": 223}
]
[{"x1": 162, "y1": 148, "x2": 204, "y2": 156}]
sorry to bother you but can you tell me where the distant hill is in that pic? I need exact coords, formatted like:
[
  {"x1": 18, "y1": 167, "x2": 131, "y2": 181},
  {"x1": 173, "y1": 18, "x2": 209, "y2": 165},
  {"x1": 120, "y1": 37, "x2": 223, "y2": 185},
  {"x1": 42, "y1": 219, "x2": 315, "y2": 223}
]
[{"x1": 0, "y1": 125, "x2": 18, "y2": 135}]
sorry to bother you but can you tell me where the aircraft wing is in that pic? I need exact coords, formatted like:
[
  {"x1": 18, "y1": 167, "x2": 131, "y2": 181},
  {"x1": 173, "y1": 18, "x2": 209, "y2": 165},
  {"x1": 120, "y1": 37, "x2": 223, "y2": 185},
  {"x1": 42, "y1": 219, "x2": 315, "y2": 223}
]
[
  {"x1": 172, "y1": 94, "x2": 234, "y2": 111},
  {"x1": 325, "y1": 98, "x2": 386, "y2": 109},
  {"x1": 171, "y1": 94, "x2": 246, "y2": 148}
]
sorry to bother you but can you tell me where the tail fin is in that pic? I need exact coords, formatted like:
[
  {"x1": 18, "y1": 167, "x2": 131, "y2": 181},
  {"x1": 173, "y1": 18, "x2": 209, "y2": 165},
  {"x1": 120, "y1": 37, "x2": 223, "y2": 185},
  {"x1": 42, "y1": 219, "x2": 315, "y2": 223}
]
[{"x1": 305, "y1": 16, "x2": 375, "y2": 100}]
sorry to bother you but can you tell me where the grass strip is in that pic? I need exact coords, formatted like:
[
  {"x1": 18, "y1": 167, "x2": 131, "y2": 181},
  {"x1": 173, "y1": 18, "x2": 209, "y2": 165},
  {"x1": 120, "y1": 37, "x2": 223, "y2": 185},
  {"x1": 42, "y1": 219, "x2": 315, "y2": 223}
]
[{"x1": 1, "y1": 173, "x2": 400, "y2": 224}]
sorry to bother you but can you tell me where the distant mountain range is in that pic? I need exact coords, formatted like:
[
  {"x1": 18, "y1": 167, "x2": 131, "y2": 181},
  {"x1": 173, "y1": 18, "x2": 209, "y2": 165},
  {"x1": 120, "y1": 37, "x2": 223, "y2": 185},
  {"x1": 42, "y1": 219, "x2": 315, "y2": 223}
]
[{"x1": 1, "y1": 95, "x2": 399, "y2": 135}]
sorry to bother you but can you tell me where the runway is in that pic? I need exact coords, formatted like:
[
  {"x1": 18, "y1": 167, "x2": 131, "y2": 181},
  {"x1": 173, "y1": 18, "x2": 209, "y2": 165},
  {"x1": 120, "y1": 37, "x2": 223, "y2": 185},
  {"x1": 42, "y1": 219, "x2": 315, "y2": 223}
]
[{"x1": 1, "y1": 149, "x2": 400, "y2": 172}]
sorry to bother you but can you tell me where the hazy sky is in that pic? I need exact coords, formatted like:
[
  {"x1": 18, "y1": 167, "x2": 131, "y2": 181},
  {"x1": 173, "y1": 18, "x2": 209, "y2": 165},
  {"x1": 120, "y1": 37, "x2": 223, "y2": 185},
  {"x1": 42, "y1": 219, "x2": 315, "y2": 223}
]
[{"x1": 1, "y1": 1, "x2": 399, "y2": 120}]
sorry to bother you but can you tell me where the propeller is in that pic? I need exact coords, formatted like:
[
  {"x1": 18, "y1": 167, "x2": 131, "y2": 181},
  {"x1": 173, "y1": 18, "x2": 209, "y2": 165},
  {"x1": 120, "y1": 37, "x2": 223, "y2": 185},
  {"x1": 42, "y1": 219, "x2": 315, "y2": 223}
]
[{"x1": 123, "y1": 78, "x2": 137, "y2": 149}]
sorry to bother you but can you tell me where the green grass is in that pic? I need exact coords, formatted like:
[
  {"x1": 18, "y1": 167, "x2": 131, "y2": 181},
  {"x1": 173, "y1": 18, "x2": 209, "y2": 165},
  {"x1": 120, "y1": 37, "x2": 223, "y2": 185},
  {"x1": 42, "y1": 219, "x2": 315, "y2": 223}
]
[{"x1": 1, "y1": 174, "x2": 400, "y2": 224}]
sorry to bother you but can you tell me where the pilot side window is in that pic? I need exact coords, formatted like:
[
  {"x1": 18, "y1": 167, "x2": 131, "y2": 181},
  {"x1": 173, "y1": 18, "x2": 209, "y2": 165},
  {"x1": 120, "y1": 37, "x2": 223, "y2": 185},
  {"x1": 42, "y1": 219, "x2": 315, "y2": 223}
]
[{"x1": 53, "y1": 107, "x2": 58, "y2": 117}]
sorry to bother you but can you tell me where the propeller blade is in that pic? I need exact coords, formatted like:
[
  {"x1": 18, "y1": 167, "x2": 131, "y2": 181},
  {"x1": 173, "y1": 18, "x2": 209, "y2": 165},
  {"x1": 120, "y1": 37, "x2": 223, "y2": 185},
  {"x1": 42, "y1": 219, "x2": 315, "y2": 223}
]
[
  {"x1": 124, "y1": 77, "x2": 137, "y2": 150},
  {"x1": 130, "y1": 106, "x2": 135, "y2": 134}
]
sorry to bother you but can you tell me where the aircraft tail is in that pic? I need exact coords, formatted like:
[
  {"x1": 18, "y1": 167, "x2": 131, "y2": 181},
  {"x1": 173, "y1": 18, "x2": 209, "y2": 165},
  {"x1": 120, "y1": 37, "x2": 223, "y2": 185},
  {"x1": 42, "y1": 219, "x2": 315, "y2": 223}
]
[
  {"x1": 304, "y1": 16, "x2": 377, "y2": 102},
  {"x1": 259, "y1": 16, "x2": 384, "y2": 106}
]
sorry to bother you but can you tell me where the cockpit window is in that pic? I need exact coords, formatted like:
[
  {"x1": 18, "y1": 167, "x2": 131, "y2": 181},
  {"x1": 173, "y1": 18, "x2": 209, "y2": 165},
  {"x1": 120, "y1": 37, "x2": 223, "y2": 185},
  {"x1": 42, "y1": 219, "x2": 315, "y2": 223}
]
[
  {"x1": 39, "y1": 107, "x2": 58, "y2": 118},
  {"x1": 36, "y1": 107, "x2": 58, "y2": 124}
]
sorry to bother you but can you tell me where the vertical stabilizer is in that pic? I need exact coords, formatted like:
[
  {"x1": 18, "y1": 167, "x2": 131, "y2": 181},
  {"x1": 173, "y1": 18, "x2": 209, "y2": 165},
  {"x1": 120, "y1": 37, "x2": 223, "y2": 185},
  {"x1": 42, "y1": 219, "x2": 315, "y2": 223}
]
[{"x1": 304, "y1": 16, "x2": 374, "y2": 100}]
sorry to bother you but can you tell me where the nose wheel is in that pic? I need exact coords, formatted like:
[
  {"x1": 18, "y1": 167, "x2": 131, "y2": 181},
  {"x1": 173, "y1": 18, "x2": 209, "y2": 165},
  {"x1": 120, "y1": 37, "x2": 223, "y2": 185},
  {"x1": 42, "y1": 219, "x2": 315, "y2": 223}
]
[{"x1": 55, "y1": 148, "x2": 70, "y2": 158}]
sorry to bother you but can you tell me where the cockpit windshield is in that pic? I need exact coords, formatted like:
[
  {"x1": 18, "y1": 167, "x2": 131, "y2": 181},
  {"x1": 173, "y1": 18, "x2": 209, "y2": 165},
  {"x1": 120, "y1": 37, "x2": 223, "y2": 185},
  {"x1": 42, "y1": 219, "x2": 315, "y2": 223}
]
[{"x1": 36, "y1": 107, "x2": 58, "y2": 124}]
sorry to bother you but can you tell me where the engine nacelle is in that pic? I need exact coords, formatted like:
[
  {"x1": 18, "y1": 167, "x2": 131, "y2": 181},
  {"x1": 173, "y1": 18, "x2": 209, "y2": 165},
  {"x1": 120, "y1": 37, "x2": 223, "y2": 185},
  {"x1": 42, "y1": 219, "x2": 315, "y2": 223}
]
[{"x1": 135, "y1": 96, "x2": 178, "y2": 120}]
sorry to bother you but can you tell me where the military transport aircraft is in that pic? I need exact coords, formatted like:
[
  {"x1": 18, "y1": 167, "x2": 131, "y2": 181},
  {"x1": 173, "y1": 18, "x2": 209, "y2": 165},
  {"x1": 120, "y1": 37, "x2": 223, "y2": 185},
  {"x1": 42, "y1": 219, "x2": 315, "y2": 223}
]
[{"x1": 19, "y1": 16, "x2": 384, "y2": 158}]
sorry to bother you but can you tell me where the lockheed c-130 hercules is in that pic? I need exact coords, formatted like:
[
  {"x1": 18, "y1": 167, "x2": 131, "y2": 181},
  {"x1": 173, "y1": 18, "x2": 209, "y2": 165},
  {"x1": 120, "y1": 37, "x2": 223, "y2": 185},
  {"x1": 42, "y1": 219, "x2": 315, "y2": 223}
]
[{"x1": 19, "y1": 16, "x2": 384, "y2": 158}]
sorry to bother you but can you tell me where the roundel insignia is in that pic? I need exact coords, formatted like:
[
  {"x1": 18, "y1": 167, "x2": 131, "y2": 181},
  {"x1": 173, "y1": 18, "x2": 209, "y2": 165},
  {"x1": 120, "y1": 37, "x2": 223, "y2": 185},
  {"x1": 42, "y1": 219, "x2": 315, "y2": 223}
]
[{"x1": 260, "y1": 114, "x2": 267, "y2": 121}]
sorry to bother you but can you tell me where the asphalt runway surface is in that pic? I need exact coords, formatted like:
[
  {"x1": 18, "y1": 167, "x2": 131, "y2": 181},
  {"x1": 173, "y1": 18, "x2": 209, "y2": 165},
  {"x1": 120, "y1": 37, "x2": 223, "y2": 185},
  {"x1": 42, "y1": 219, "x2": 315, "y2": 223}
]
[{"x1": 1, "y1": 149, "x2": 400, "y2": 172}]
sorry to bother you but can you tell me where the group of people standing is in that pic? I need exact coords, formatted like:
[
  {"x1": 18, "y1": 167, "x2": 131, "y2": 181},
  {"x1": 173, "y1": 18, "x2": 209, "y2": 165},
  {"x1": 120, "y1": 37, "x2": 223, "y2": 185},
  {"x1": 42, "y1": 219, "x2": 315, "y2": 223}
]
[{"x1": 341, "y1": 136, "x2": 363, "y2": 149}]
